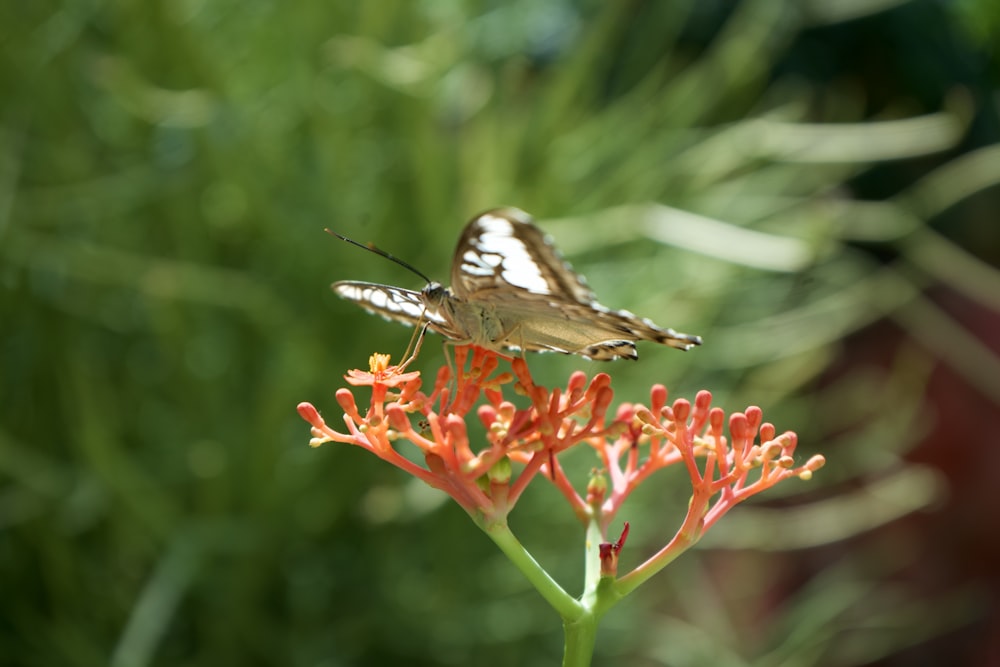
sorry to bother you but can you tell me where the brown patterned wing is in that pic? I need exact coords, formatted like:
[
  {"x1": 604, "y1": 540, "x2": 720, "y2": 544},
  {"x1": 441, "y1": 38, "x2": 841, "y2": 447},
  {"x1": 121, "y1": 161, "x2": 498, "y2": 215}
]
[
  {"x1": 449, "y1": 208, "x2": 597, "y2": 303},
  {"x1": 447, "y1": 208, "x2": 701, "y2": 359}
]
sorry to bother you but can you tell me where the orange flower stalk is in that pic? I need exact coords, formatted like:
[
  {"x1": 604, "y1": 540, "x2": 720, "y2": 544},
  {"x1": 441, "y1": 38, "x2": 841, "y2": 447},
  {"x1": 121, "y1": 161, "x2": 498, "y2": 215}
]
[{"x1": 298, "y1": 346, "x2": 825, "y2": 666}]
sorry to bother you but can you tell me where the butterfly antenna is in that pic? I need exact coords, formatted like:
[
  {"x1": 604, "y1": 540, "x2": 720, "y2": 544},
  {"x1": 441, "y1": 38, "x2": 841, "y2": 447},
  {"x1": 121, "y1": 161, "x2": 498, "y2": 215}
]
[{"x1": 325, "y1": 229, "x2": 433, "y2": 284}]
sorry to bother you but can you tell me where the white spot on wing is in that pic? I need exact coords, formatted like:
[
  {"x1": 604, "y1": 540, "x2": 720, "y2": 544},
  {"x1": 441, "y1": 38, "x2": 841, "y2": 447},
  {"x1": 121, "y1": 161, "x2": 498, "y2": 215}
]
[
  {"x1": 470, "y1": 214, "x2": 553, "y2": 294},
  {"x1": 461, "y1": 249, "x2": 495, "y2": 276},
  {"x1": 333, "y1": 282, "x2": 432, "y2": 322},
  {"x1": 367, "y1": 289, "x2": 391, "y2": 309}
]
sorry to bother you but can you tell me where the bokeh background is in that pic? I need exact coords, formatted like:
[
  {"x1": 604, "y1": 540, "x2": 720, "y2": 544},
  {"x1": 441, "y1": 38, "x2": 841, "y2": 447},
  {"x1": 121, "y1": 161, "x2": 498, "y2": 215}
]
[{"x1": 3, "y1": 1, "x2": 1000, "y2": 665}]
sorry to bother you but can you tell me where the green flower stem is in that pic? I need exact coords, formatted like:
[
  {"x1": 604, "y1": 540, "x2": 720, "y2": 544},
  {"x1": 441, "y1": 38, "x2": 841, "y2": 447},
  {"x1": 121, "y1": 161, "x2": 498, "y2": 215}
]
[
  {"x1": 562, "y1": 613, "x2": 598, "y2": 667},
  {"x1": 483, "y1": 521, "x2": 602, "y2": 666},
  {"x1": 482, "y1": 521, "x2": 582, "y2": 620}
]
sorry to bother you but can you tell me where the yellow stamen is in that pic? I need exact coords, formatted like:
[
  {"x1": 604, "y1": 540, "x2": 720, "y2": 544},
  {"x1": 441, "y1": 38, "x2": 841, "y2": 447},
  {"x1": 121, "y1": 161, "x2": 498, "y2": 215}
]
[{"x1": 369, "y1": 352, "x2": 391, "y2": 373}]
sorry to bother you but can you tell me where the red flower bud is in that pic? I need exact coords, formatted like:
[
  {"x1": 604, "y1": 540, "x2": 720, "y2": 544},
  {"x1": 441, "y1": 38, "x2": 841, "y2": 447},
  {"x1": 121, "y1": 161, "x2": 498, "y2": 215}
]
[{"x1": 296, "y1": 402, "x2": 323, "y2": 428}]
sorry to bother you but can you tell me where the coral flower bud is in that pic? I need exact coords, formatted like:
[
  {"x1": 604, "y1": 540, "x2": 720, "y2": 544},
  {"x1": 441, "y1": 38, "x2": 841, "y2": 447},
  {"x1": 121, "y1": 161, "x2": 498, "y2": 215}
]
[
  {"x1": 592, "y1": 386, "x2": 614, "y2": 419},
  {"x1": 758, "y1": 422, "x2": 774, "y2": 442},
  {"x1": 477, "y1": 404, "x2": 498, "y2": 428},
  {"x1": 649, "y1": 384, "x2": 668, "y2": 412},
  {"x1": 386, "y1": 404, "x2": 411, "y2": 432},
  {"x1": 567, "y1": 370, "x2": 588, "y2": 394},
  {"x1": 336, "y1": 388, "x2": 360, "y2": 419},
  {"x1": 729, "y1": 413, "x2": 749, "y2": 440},
  {"x1": 708, "y1": 407, "x2": 724, "y2": 432},
  {"x1": 297, "y1": 402, "x2": 323, "y2": 428}
]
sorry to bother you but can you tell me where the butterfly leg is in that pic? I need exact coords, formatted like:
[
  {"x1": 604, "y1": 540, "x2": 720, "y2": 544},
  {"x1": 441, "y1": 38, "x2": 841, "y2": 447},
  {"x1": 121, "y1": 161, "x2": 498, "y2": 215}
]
[
  {"x1": 491, "y1": 322, "x2": 528, "y2": 360},
  {"x1": 397, "y1": 322, "x2": 431, "y2": 372},
  {"x1": 441, "y1": 338, "x2": 456, "y2": 381},
  {"x1": 510, "y1": 324, "x2": 528, "y2": 360},
  {"x1": 398, "y1": 301, "x2": 432, "y2": 367}
]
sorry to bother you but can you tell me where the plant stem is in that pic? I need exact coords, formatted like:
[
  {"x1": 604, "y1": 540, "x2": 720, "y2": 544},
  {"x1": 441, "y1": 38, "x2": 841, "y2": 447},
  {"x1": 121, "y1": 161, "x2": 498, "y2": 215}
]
[
  {"x1": 562, "y1": 613, "x2": 598, "y2": 667},
  {"x1": 484, "y1": 521, "x2": 601, "y2": 665},
  {"x1": 561, "y1": 519, "x2": 606, "y2": 666},
  {"x1": 483, "y1": 521, "x2": 582, "y2": 620}
]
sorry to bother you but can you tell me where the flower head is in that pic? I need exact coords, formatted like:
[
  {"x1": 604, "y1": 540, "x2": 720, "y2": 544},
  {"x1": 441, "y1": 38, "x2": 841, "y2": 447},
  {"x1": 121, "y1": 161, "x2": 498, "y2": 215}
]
[{"x1": 299, "y1": 345, "x2": 824, "y2": 554}]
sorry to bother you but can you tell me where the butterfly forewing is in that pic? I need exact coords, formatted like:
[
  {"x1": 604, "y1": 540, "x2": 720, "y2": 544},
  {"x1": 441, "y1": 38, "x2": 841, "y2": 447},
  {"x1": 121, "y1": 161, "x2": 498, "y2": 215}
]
[
  {"x1": 331, "y1": 281, "x2": 461, "y2": 339},
  {"x1": 451, "y1": 208, "x2": 596, "y2": 302},
  {"x1": 332, "y1": 208, "x2": 701, "y2": 360}
]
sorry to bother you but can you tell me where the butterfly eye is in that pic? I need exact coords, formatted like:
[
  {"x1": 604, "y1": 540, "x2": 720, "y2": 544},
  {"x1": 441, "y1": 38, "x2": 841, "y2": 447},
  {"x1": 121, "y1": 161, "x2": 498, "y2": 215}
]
[{"x1": 422, "y1": 282, "x2": 448, "y2": 307}]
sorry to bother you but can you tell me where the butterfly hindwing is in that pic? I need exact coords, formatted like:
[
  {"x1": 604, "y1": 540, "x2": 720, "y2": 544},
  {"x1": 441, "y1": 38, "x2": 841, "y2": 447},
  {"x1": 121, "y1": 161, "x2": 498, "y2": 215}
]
[{"x1": 473, "y1": 295, "x2": 699, "y2": 359}]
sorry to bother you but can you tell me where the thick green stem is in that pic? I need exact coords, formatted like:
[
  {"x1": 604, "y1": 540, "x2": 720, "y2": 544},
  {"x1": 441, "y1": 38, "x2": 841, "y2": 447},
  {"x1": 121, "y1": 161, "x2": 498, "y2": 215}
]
[{"x1": 562, "y1": 613, "x2": 598, "y2": 667}]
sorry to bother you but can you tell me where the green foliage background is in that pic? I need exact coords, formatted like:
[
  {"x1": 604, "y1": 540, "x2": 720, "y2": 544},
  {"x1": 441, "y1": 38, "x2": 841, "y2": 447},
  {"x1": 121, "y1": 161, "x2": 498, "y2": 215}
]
[{"x1": 3, "y1": 1, "x2": 1000, "y2": 665}]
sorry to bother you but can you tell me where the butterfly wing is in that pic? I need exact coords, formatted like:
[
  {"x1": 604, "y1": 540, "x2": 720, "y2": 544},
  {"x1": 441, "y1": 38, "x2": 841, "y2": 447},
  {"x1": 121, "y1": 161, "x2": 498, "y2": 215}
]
[
  {"x1": 480, "y1": 296, "x2": 701, "y2": 359},
  {"x1": 448, "y1": 208, "x2": 701, "y2": 359},
  {"x1": 331, "y1": 281, "x2": 462, "y2": 339},
  {"x1": 450, "y1": 208, "x2": 597, "y2": 303}
]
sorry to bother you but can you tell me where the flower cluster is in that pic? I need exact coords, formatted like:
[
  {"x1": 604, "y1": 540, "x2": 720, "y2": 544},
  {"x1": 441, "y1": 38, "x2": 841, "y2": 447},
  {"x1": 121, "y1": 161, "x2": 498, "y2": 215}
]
[{"x1": 298, "y1": 346, "x2": 824, "y2": 572}]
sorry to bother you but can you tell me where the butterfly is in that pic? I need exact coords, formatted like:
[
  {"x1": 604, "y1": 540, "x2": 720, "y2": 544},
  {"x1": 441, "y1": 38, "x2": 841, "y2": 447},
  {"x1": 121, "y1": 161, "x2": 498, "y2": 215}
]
[{"x1": 331, "y1": 207, "x2": 701, "y2": 360}]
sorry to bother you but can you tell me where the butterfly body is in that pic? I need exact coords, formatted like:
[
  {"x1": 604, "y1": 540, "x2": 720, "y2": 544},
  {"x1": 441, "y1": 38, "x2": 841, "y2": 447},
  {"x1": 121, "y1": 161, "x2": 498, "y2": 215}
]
[{"x1": 333, "y1": 208, "x2": 701, "y2": 360}]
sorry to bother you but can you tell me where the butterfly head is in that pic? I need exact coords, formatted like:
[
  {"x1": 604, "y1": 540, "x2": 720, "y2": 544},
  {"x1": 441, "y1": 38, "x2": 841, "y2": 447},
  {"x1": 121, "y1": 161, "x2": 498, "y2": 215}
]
[{"x1": 421, "y1": 281, "x2": 451, "y2": 309}]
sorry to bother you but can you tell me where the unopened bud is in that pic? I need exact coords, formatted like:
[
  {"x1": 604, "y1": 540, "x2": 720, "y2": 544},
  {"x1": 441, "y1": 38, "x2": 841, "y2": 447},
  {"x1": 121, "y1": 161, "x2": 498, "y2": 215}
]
[
  {"x1": 488, "y1": 456, "x2": 512, "y2": 485},
  {"x1": 587, "y1": 468, "x2": 608, "y2": 506},
  {"x1": 634, "y1": 407, "x2": 658, "y2": 426},
  {"x1": 297, "y1": 402, "x2": 324, "y2": 428},
  {"x1": 806, "y1": 454, "x2": 826, "y2": 471}
]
